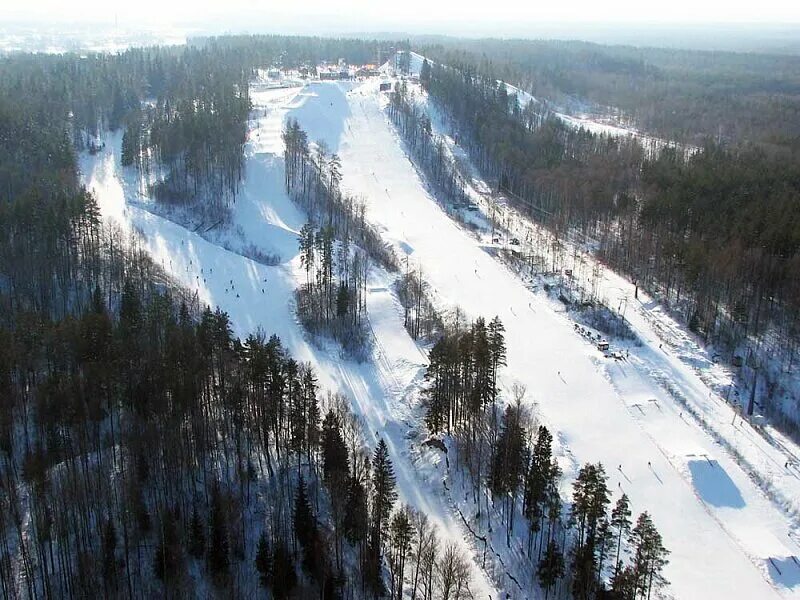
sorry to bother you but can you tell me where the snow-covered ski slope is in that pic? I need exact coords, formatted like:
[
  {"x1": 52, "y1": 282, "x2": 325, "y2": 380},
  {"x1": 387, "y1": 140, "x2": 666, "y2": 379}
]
[
  {"x1": 80, "y1": 75, "x2": 800, "y2": 598},
  {"x1": 81, "y1": 85, "x2": 499, "y2": 598},
  {"x1": 330, "y1": 78, "x2": 798, "y2": 598},
  {"x1": 411, "y1": 79, "x2": 800, "y2": 531}
]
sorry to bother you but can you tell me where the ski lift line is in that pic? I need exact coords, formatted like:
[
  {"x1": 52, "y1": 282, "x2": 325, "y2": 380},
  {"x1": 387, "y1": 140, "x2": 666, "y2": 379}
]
[
  {"x1": 644, "y1": 342, "x2": 794, "y2": 475},
  {"x1": 499, "y1": 185, "x2": 600, "y2": 248}
]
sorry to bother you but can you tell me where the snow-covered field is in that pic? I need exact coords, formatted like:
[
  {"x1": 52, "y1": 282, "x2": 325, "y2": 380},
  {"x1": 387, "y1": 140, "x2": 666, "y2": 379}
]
[{"x1": 81, "y1": 74, "x2": 800, "y2": 598}]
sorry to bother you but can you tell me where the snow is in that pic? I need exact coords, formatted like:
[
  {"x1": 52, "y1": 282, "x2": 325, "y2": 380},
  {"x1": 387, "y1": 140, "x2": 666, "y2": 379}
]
[
  {"x1": 329, "y1": 77, "x2": 799, "y2": 598},
  {"x1": 379, "y1": 51, "x2": 428, "y2": 77},
  {"x1": 80, "y1": 68, "x2": 800, "y2": 598},
  {"x1": 0, "y1": 22, "x2": 187, "y2": 54},
  {"x1": 503, "y1": 81, "x2": 540, "y2": 109},
  {"x1": 80, "y1": 82, "x2": 499, "y2": 598},
  {"x1": 415, "y1": 72, "x2": 800, "y2": 544}
]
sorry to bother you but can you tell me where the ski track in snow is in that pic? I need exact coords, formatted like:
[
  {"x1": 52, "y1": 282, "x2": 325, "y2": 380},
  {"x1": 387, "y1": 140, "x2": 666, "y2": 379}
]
[
  {"x1": 80, "y1": 84, "x2": 500, "y2": 598},
  {"x1": 81, "y1": 74, "x2": 800, "y2": 599}
]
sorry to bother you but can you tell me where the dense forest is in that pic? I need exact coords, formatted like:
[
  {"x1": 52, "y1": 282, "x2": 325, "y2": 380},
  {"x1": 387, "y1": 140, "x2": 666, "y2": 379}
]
[
  {"x1": 418, "y1": 38, "x2": 800, "y2": 151},
  {"x1": 12, "y1": 32, "x2": 766, "y2": 597},
  {"x1": 416, "y1": 54, "x2": 800, "y2": 435}
]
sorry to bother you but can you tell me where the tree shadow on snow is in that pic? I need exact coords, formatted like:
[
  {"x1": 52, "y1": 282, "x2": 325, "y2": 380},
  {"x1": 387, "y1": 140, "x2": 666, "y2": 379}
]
[
  {"x1": 688, "y1": 459, "x2": 745, "y2": 508},
  {"x1": 767, "y1": 556, "x2": 800, "y2": 588},
  {"x1": 286, "y1": 82, "x2": 352, "y2": 153}
]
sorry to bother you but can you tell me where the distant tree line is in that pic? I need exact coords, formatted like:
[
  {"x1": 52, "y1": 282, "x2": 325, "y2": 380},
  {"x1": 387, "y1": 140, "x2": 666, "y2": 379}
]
[
  {"x1": 1, "y1": 35, "x2": 401, "y2": 219},
  {"x1": 418, "y1": 38, "x2": 800, "y2": 151}
]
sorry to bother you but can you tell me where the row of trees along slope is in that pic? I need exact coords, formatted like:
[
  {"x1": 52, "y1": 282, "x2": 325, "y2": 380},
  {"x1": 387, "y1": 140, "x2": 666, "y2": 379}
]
[
  {"x1": 387, "y1": 66, "x2": 670, "y2": 596},
  {"x1": 282, "y1": 119, "x2": 398, "y2": 358}
]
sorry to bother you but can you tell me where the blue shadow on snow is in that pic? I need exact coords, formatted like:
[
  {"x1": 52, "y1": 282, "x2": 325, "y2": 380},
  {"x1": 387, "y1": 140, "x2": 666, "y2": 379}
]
[
  {"x1": 688, "y1": 459, "x2": 745, "y2": 508},
  {"x1": 767, "y1": 556, "x2": 800, "y2": 588}
]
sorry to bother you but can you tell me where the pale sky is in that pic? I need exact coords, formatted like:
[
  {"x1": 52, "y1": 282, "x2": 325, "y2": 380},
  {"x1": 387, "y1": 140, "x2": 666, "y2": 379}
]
[{"x1": 2, "y1": 0, "x2": 800, "y2": 28}]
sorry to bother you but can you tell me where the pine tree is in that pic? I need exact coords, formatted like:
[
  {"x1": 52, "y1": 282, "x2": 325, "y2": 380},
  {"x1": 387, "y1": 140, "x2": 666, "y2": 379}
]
[
  {"x1": 336, "y1": 282, "x2": 350, "y2": 317},
  {"x1": 570, "y1": 463, "x2": 611, "y2": 599},
  {"x1": 490, "y1": 402, "x2": 527, "y2": 546},
  {"x1": 293, "y1": 475, "x2": 319, "y2": 575},
  {"x1": 344, "y1": 472, "x2": 369, "y2": 546},
  {"x1": 611, "y1": 494, "x2": 632, "y2": 579},
  {"x1": 595, "y1": 515, "x2": 614, "y2": 588},
  {"x1": 538, "y1": 539, "x2": 565, "y2": 599},
  {"x1": 388, "y1": 507, "x2": 415, "y2": 600},
  {"x1": 188, "y1": 505, "x2": 205, "y2": 559},
  {"x1": 299, "y1": 222, "x2": 316, "y2": 291},
  {"x1": 255, "y1": 531, "x2": 271, "y2": 588},
  {"x1": 207, "y1": 480, "x2": 230, "y2": 584},
  {"x1": 629, "y1": 512, "x2": 669, "y2": 599},
  {"x1": 153, "y1": 509, "x2": 182, "y2": 585},
  {"x1": 101, "y1": 518, "x2": 118, "y2": 595},
  {"x1": 471, "y1": 317, "x2": 492, "y2": 414},
  {"x1": 611, "y1": 563, "x2": 637, "y2": 599},
  {"x1": 371, "y1": 438, "x2": 398, "y2": 547},
  {"x1": 303, "y1": 366, "x2": 320, "y2": 465},
  {"x1": 524, "y1": 425, "x2": 554, "y2": 555},
  {"x1": 272, "y1": 538, "x2": 298, "y2": 600},
  {"x1": 322, "y1": 410, "x2": 349, "y2": 482},
  {"x1": 424, "y1": 338, "x2": 449, "y2": 433},
  {"x1": 487, "y1": 316, "x2": 506, "y2": 406},
  {"x1": 420, "y1": 58, "x2": 431, "y2": 89},
  {"x1": 367, "y1": 438, "x2": 397, "y2": 594}
]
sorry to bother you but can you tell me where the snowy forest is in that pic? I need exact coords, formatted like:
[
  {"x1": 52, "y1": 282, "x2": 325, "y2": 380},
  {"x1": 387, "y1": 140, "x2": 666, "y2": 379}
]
[
  {"x1": 1, "y1": 27, "x2": 799, "y2": 600},
  {"x1": 415, "y1": 52, "x2": 800, "y2": 438}
]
